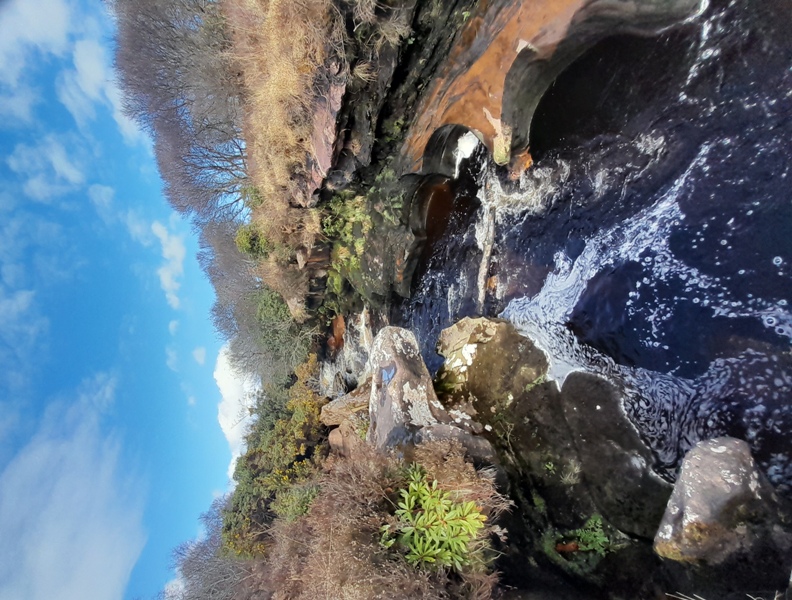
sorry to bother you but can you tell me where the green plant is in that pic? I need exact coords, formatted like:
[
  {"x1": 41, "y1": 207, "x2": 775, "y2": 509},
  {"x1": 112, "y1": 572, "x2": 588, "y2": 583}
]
[
  {"x1": 271, "y1": 483, "x2": 320, "y2": 522},
  {"x1": 222, "y1": 354, "x2": 327, "y2": 556},
  {"x1": 235, "y1": 222, "x2": 272, "y2": 257},
  {"x1": 524, "y1": 373, "x2": 546, "y2": 393},
  {"x1": 383, "y1": 464, "x2": 487, "y2": 571},
  {"x1": 241, "y1": 185, "x2": 264, "y2": 208},
  {"x1": 574, "y1": 514, "x2": 610, "y2": 557}
]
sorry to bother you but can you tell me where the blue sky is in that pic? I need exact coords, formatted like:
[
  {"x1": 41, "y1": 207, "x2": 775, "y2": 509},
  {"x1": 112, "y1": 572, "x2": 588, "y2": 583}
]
[{"x1": 0, "y1": 1, "x2": 254, "y2": 598}]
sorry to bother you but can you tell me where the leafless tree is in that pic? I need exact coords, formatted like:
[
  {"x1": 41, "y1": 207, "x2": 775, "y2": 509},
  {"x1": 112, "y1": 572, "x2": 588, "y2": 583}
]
[
  {"x1": 112, "y1": 0, "x2": 248, "y2": 224},
  {"x1": 167, "y1": 496, "x2": 255, "y2": 600}
]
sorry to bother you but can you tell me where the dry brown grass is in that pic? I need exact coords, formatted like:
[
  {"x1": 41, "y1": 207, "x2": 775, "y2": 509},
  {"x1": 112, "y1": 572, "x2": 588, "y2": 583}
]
[
  {"x1": 258, "y1": 441, "x2": 507, "y2": 600},
  {"x1": 223, "y1": 0, "x2": 344, "y2": 205},
  {"x1": 222, "y1": 0, "x2": 343, "y2": 316}
]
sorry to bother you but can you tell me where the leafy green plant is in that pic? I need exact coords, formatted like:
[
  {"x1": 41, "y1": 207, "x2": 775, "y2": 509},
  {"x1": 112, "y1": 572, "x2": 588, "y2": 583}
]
[
  {"x1": 235, "y1": 222, "x2": 272, "y2": 257},
  {"x1": 382, "y1": 465, "x2": 487, "y2": 571},
  {"x1": 574, "y1": 514, "x2": 610, "y2": 557},
  {"x1": 271, "y1": 483, "x2": 320, "y2": 522}
]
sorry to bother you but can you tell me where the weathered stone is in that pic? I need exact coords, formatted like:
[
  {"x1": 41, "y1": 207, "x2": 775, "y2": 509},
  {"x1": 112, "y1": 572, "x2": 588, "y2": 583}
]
[
  {"x1": 561, "y1": 373, "x2": 672, "y2": 539},
  {"x1": 436, "y1": 318, "x2": 673, "y2": 538},
  {"x1": 654, "y1": 437, "x2": 792, "y2": 565},
  {"x1": 320, "y1": 381, "x2": 371, "y2": 427},
  {"x1": 367, "y1": 327, "x2": 451, "y2": 448},
  {"x1": 328, "y1": 419, "x2": 362, "y2": 459},
  {"x1": 418, "y1": 424, "x2": 498, "y2": 467},
  {"x1": 401, "y1": 0, "x2": 704, "y2": 172}
]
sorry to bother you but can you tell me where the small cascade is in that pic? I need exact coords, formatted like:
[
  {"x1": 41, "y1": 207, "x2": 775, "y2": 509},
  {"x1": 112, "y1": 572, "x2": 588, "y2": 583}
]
[{"x1": 394, "y1": 0, "x2": 792, "y2": 490}]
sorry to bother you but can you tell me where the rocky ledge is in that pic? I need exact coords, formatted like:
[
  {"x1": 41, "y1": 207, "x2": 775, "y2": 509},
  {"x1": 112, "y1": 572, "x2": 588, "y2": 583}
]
[{"x1": 320, "y1": 317, "x2": 792, "y2": 599}]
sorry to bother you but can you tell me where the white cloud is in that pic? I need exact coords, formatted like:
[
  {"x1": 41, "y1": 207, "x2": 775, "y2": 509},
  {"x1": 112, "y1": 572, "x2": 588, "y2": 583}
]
[
  {"x1": 192, "y1": 346, "x2": 206, "y2": 366},
  {"x1": 88, "y1": 184, "x2": 115, "y2": 225},
  {"x1": 187, "y1": 396, "x2": 197, "y2": 407},
  {"x1": 0, "y1": 85, "x2": 38, "y2": 123},
  {"x1": 55, "y1": 37, "x2": 145, "y2": 145},
  {"x1": 168, "y1": 320, "x2": 179, "y2": 336},
  {"x1": 0, "y1": 373, "x2": 147, "y2": 600},
  {"x1": 164, "y1": 577, "x2": 185, "y2": 600},
  {"x1": 124, "y1": 210, "x2": 152, "y2": 246},
  {"x1": 0, "y1": 0, "x2": 71, "y2": 88},
  {"x1": 166, "y1": 346, "x2": 179, "y2": 372},
  {"x1": 214, "y1": 346, "x2": 257, "y2": 480},
  {"x1": 151, "y1": 221, "x2": 186, "y2": 310},
  {"x1": 7, "y1": 135, "x2": 85, "y2": 202}
]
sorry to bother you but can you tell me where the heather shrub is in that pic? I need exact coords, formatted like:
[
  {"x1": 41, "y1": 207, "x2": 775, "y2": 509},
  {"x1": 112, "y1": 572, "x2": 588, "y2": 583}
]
[{"x1": 261, "y1": 440, "x2": 508, "y2": 599}]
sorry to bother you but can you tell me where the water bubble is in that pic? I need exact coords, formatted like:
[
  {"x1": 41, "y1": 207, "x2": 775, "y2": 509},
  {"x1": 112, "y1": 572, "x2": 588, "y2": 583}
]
[
  {"x1": 738, "y1": 269, "x2": 746, "y2": 275},
  {"x1": 773, "y1": 256, "x2": 783, "y2": 266},
  {"x1": 720, "y1": 240, "x2": 728, "y2": 246},
  {"x1": 779, "y1": 299, "x2": 788, "y2": 307},
  {"x1": 693, "y1": 298, "x2": 700, "y2": 304},
  {"x1": 765, "y1": 316, "x2": 777, "y2": 326}
]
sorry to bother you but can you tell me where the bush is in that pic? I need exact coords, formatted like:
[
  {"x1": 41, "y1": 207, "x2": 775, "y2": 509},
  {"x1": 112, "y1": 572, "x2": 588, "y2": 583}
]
[
  {"x1": 235, "y1": 223, "x2": 271, "y2": 257},
  {"x1": 222, "y1": 354, "x2": 327, "y2": 556},
  {"x1": 259, "y1": 440, "x2": 509, "y2": 600}
]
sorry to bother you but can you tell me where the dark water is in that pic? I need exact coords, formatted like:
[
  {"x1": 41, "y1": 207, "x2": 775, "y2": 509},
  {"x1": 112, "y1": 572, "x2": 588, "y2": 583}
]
[{"x1": 394, "y1": 0, "x2": 792, "y2": 489}]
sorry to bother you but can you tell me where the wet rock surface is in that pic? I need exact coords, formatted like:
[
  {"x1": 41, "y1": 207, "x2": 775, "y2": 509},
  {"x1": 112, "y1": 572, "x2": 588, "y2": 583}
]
[
  {"x1": 561, "y1": 373, "x2": 672, "y2": 539},
  {"x1": 401, "y1": 0, "x2": 704, "y2": 171},
  {"x1": 654, "y1": 437, "x2": 792, "y2": 587},
  {"x1": 435, "y1": 317, "x2": 670, "y2": 537},
  {"x1": 319, "y1": 309, "x2": 375, "y2": 398}
]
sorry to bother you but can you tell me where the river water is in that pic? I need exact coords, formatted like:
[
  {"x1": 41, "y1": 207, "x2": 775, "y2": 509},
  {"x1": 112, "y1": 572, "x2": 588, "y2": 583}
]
[{"x1": 394, "y1": 0, "x2": 792, "y2": 490}]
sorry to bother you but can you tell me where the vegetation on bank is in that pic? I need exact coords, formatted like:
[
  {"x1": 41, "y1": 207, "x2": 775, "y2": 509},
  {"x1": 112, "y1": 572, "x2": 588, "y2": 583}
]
[
  {"x1": 257, "y1": 440, "x2": 508, "y2": 600},
  {"x1": 112, "y1": 0, "x2": 512, "y2": 598}
]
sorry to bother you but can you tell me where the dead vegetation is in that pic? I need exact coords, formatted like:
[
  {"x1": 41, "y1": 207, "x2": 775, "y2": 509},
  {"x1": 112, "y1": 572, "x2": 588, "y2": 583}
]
[
  {"x1": 257, "y1": 441, "x2": 508, "y2": 600},
  {"x1": 221, "y1": 0, "x2": 413, "y2": 318},
  {"x1": 222, "y1": 0, "x2": 345, "y2": 206}
]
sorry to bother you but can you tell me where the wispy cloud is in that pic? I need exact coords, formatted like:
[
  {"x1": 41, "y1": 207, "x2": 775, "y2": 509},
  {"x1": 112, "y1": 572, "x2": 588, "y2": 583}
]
[
  {"x1": 88, "y1": 183, "x2": 115, "y2": 225},
  {"x1": 214, "y1": 346, "x2": 257, "y2": 480},
  {"x1": 7, "y1": 135, "x2": 85, "y2": 202},
  {"x1": 0, "y1": 84, "x2": 38, "y2": 123},
  {"x1": 166, "y1": 346, "x2": 179, "y2": 372},
  {"x1": 0, "y1": 373, "x2": 147, "y2": 600},
  {"x1": 56, "y1": 37, "x2": 145, "y2": 145},
  {"x1": 0, "y1": 0, "x2": 71, "y2": 88},
  {"x1": 151, "y1": 221, "x2": 186, "y2": 310},
  {"x1": 192, "y1": 346, "x2": 206, "y2": 366},
  {"x1": 168, "y1": 320, "x2": 179, "y2": 336}
]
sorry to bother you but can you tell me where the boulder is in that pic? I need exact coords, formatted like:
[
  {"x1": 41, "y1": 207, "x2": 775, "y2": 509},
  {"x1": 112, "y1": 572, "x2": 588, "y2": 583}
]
[
  {"x1": 561, "y1": 373, "x2": 672, "y2": 539},
  {"x1": 418, "y1": 424, "x2": 498, "y2": 466},
  {"x1": 367, "y1": 327, "x2": 451, "y2": 448},
  {"x1": 328, "y1": 419, "x2": 363, "y2": 459},
  {"x1": 320, "y1": 381, "x2": 371, "y2": 426},
  {"x1": 654, "y1": 437, "x2": 792, "y2": 566},
  {"x1": 434, "y1": 317, "x2": 681, "y2": 591}
]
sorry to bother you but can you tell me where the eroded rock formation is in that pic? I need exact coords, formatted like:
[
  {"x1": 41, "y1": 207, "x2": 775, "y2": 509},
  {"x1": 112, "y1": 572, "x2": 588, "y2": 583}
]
[{"x1": 400, "y1": 0, "x2": 705, "y2": 172}]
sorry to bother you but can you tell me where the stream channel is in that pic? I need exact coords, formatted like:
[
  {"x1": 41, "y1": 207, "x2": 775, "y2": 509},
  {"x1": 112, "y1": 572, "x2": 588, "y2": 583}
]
[{"x1": 393, "y1": 0, "x2": 792, "y2": 491}]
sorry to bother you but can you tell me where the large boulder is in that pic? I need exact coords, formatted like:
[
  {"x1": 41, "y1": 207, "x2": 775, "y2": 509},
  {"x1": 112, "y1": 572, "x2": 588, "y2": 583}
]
[
  {"x1": 320, "y1": 381, "x2": 371, "y2": 427},
  {"x1": 435, "y1": 317, "x2": 670, "y2": 537},
  {"x1": 561, "y1": 373, "x2": 672, "y2": 539},
  {"x1": 654, "y1": 437, "x2": 792, "y2": 570},
  {"x1": 434, "y1": 317, "x2": 679, "y2": 594},
  {"x1": 367, "y1": 327, "x2": 451, "y2": 448}
]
